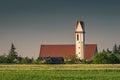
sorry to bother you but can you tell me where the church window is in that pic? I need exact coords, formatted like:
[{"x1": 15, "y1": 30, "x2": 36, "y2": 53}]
[{"x1": 77, "y1": 34, "x2": 79, "y2": 41}]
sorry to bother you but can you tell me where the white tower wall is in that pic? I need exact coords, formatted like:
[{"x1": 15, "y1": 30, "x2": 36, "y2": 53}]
[{"x1": 75, "y1": 21, "x2": 85, "y2": 59}]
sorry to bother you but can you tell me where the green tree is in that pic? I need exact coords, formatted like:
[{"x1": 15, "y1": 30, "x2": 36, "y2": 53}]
[
  {"x1": 21, "y1": 58, "x2": 27, "y2": 64},
  {"x1": 7, "y1": 43, "x2": 18, "y2": 63},
  {"x1": 102, "y1": 49, "x2": 106, "y2": 53},
  {"x1": 32, "y1": 58, "x2": 40, "y2": 64},
  {"x1": 93, "y1": 52, "x2": 110, "y2": 64},
  {"x1": 109, "y1": 53, "x2": 119, "y2": 64},
  {"x1": 93, "y1": 51, "x2": 120, "y2": 64},
  {"x1": 106, "y1": 48, "x2": 112, "y2": 54},
  {"x1": 118, "y1": 45, "x2": 120, "y2": 54},
  {"x1": 0, "y1": 55, "x2": 7, "y2": 63},
  {"x1": 113, "y1": 44, "x2": 118, "y2": 53},
  {"x1": 25, "y1": 57, "x2": 32, "y2": 63},
  {"x1": 70, "y1": 54, "x2": 80, "y2": 63}
]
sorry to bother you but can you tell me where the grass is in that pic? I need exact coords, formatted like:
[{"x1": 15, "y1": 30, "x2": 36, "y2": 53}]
[
  {"x1": 0, "y1": 64, "x2": 120, "y2": 70},
  {"x1": 0, "y1": 64, "x2": 120, "y2": 80}
]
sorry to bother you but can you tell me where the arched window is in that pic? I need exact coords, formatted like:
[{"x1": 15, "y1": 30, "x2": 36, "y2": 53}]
[{"x1": 77, "y1": 34, "x2": 79, "y2": 41}]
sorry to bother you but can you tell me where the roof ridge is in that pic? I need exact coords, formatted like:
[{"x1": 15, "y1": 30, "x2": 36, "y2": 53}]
[
  {"x1": 41, "y1": 44, "x2": 75, "y2": 46},
  {"x1": 41, "y1": 44, "x2": 97, "y2": 45}
]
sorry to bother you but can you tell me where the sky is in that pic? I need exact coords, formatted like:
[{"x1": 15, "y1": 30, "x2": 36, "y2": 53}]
[{"x1": 0, "y1": 0, "x2": 120, "y2": 58}]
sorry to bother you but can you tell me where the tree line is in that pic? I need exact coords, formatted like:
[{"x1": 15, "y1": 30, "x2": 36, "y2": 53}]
[
  {"x1": 64, "y1": 44, "x2": 120, "y2": 64},
  {"x1": 92, "y1": 44, "x2": 120, "y2": 64},
  {"x1": 0, "y1": 43, "x2": 40, "y2": 64},
  {"x1": 0, "y1": 43, "x2": 120, "y2": 64}
]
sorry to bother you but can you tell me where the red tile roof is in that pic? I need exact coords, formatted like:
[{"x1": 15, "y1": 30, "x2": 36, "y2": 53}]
[
  {"x1": 85, "y1": 44, "x2": 97, "y2": 59},
  {"x1": 39, "y1": 44, "x2": 97, "y2": 59}
]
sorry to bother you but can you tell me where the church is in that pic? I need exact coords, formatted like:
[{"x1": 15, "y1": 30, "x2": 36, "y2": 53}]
[{"x1": 39, "y1": 21, "x2": 98, "y2": 60}]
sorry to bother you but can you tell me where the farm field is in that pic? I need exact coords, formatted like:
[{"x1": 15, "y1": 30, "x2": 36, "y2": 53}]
[{"x1": 0, "y1": 64, "x2": 120, "y2": 80}]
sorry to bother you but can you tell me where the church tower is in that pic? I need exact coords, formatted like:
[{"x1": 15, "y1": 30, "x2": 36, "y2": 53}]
[{"x1": 75, "y1": 21, "x2": 85, "y2": 59}]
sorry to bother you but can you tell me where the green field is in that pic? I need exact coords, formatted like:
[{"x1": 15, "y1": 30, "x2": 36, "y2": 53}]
[{"x1": 0, "y1": 64, "x2": 120, "y2": 80}]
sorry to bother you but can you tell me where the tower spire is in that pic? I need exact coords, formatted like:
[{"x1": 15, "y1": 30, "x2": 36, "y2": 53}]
[{"x1": 75, "y1": 21, "x2": 85, "y2": 59}]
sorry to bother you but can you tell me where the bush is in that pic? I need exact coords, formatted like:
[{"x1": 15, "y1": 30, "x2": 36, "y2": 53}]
[
  {"x1": 93, "y1": 52, "x2": 110, "y2": 64},
  {"x1": 64, "y1": 54, "x2": 80, "y2": 64},
  {"x1": 0, "y1": 55, "x2": 7, "y2": 63},
  {"x1": 109, "y1": 53, "x2": 119, "y2": 64},
  {"x1": 93, "y1": 52, "x2": 120, "y2": 64}
]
